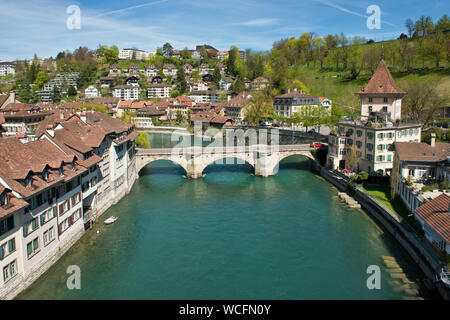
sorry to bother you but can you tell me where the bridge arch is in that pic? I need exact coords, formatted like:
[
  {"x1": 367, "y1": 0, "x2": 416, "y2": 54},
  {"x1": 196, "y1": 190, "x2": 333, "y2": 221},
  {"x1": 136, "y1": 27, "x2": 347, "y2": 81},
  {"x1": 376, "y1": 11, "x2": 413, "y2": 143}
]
[
  {"x1": 271, "y1": 152, "x2": 314, "y2": 174},
  {"x1": 136, "y1": 156, "x2": 189, "y2": 175},
  {"x1": 200, "y1": 154, "x2": 255, "y2": 175}
]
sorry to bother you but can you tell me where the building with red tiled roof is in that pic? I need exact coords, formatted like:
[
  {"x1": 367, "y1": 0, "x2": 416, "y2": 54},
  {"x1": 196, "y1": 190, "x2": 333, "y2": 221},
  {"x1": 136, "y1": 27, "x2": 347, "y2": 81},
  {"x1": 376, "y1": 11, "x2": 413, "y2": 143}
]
[
  {"x1": 414, "y1": 193, "x2": 450, "y2": 255},
  {"x1": 358, "y1": 59, "x2": 406, "y2": 121},
  {"x1": 224, "y1": 92, "x2": 252, "y2": 122}
]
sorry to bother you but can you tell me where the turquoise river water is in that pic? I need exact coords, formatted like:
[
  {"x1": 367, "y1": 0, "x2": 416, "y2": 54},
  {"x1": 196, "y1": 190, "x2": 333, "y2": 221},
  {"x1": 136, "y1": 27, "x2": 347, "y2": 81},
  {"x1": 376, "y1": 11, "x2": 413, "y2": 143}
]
[{"x1": 16, "y1": 133, "x2": 434, "y2": 299}]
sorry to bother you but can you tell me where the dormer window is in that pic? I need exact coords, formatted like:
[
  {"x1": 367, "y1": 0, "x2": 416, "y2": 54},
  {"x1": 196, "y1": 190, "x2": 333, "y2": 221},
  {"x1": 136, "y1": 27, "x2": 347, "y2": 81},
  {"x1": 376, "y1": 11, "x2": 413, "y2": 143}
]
[
  {"x1": 71, "y1": 160, "x2": 76, "y2": 170},
  {"x1": 59, "y1": 167, "x2": 64, "y2": 176},
  {"x1": 0, "y1": 193, "x2": 9, "y2": 206},
  {"x1": 42, "y1": 169, "x2": 49, "y2": 181}
]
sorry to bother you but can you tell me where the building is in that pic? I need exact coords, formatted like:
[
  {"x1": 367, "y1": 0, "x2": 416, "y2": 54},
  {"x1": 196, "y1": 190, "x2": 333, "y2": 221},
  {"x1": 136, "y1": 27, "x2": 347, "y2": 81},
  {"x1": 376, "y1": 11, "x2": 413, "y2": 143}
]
[
  {"x1": 125, "y1": 76, "x2": 139, "y2": 87},
  {"x1": 199, "y1": 63, "x2": 210, "y2": 76},
  {"x1": 219, "y1": 77, "x2": 234, "y2": 91},
  {"x1": 99, "y1": 77, "x2": 114, "y2": 88},
  {"x1": 319, "y1": 97, "x2": 332, "y2": 112},
  {"x1": 357, "y1": 59, "x2": 406, "y2": 122},
  {"x1": 224, "y1": 92, "x2": 251, "y2": 122},
  {"x1": 193, "y1": 80, "x2": 209, "y2": 92},
  {"x1": 109, "y1": 63, "x2": 122, "y2": 77},
  {"x1": 0, "y1": 103, "x2": 52, "y2": 139},
  {"x1": 127, "y1": 64, "x2": 139, "y2": 75},
  {"x1": 394, "y1": 134, "x2": 450, "y2": 211},
  {"x1": 145, "y1": 64, "x2": 158, "y2": 78},
  {"x1": 119, "y1": 48, "x2": 150, "y2": 61},
  {"x1": 191, "y1": 111, "x2": 233, "y2": 128},
  {"x1": 0, "y1": 112, "x2": 139, "y2": 299},
  {"x1": 189, "y1": 90, "x2": 226, "y2": 104},
  {"x1": 414, "y1": 193, "x2": 450, "y2": 256},
  {"x1": 84, "y1": 85, "x2": 99, "y2": 98},
  {"x1": 147, "y1": 84, "x2": 172, "y2": 98},
  {"x1": 162, "y1": 64, "x2": 177, "y2": 77},
  {"x1": 326, "y1": 60, "x2": 422, "y2": 175},
  {"x1": 0, "y1": 91, "x2": 20, "y2": 109},
  {"x1": 216, "y1": 51, "x2": 229, "y2": 60},
  {"x1": 216, "y1": 62, "x2": 226, "y2": 74},
  {"x1": 273, "y1": 89, "x2": 319, "y2": 118},
  {"x1": 251, "y1": 76, "x2": 269, "y2": 91},
  {"x1": 183, "y1": 64, "x2": 193, "y2": 74},
  {"x1": 112, "y1": 85, "x2": 140, "y2": 101},
  {"x1": 0, "y1": 62, "x2": 15, "y2": 77}
]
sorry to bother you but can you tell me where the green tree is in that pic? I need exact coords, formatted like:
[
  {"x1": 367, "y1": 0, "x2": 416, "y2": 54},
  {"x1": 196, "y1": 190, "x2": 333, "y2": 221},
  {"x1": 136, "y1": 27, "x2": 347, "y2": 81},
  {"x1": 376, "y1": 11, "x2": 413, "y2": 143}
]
[
  {"x1": 227, "y1": 46, "x2": 240, "y2": 76},
  {"x1": 231, "y1": 76, "x2": 245, "y2": 93},
  {"x1": 162, "y1": 42, "x2": 174, "y2": 58},
  {"x1": 175, "y1": 66, "x2": 187, "y2": 94},
  {"x1": 34, "y1": 71, "x2": 48, "y2": 89},
  {"x1": 243, "y1": 92, "x2": 273, "y2": 124},
  {"x1": 67, "y1": 86, "x2": 77, "y2": 97},
  {"x1": 212, "y1": 67, "x2": 221, "y2": 88},
  {"x1": 135, "y1": 132, "x2": 151, "y2": 149},
  {"x1": 170, "y1": 89, "x2": 180, "y2": 98}
]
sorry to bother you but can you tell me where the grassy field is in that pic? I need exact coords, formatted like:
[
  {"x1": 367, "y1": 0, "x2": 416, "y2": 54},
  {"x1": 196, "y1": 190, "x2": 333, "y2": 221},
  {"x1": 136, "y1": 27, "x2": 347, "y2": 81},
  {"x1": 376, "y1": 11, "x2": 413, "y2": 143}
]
[{"x1": 360, "y1": 184, "x2": 423, "y2": 234}]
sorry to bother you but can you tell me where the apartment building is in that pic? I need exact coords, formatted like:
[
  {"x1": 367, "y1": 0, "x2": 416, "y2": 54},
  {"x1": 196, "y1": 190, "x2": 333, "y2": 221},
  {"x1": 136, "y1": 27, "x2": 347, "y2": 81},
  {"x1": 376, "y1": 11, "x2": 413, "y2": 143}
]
[
  {"x1": 119, "y1": 48, "x2": 150, "y2": 61},
  {"x1": 145, "y1": 64, "x2": 158, "y2": 78},
  {"x1": 273, "y1": 89, "x2": 319, "y2": 118},
  {"x1": 162, "y1": 64, "x2": 177, "y2": 77},
  {"x1": 112, "y1": 85, "x2": 140, "y2": 101},
  {"x1": 147, "y1": 84, "x2": 172, "y2": 98},
  {"x1": 84, "y1": 85, "x2": 99, "y2": 98},
  {"x1": 224, "y1": 92, "x2": 251, "y2": 122},
  {"x1": 0, "y1": 62, "x2": 15, "y2": 77}
]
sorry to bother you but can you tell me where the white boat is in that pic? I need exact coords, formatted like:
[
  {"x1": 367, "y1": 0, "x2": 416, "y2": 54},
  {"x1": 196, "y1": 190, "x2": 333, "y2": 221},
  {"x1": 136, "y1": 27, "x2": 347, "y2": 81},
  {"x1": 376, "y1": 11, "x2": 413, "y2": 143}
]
[{"x1": 104, "y1": 216, "x2": 118, "y2": 225}]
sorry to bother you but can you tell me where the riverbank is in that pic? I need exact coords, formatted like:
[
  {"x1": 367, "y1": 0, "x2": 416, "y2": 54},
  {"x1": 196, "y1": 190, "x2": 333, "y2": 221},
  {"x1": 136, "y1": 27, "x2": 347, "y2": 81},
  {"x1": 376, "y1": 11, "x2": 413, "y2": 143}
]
[{"x1": 313, "y1": 162, "x2": 449, "y2": 300}]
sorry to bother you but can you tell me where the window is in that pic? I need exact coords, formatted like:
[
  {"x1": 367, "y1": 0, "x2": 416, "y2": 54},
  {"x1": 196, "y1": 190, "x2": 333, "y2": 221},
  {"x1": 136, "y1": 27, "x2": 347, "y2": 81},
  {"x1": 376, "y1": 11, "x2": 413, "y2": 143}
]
[
  {"x1": 388, "y1": 154, "x2": 392, "y2": 161},
  {"x1": 368, "y1": 106, "x2": 373, "y2": 113},
  {"x1": 356, "y1": 141, "x2": 362, "y2": 148},
  {"x1": 357, "y1": 130, "x2": 363, "y2": 137},
  {"x1": 347, "y1": 129, "x2": 353, "y2": 135},
  {"x1": 3, "y1": 260, "x2": 17, "y2": 282},
  {"x1": 0, "y1": 238, "x2": 15, "y2": 260},
  {"x1": 382, "y1": 106, "x2": 388, "y2": 113},
  {"x1": 40, "y1": 207, "x2": 57, "y2": 226},
  {"x1": 26, "y1": 237, "x2": 39, "y2": 258},
  {"x1": 73, "y1": 209, "x2": 82, "y2": 222},
  {"x1": 43, "y1": 227, "x2": 55, "y2": 246},
  {"x1": 0, "y1": 217, "x2": 14, "y2": 236},
  {"x1": 367, "y1": 143, "x2": 374, "y2": 151},
  {"x1": 347, "y1": 139, "x2": 353, "y2": 146},
  {"x1": 59, "y1": 200, "x2": 71, "y2": 216},
  {"x1": 383, "y1": 97, "x2": 388, "y2": 103},
  {"x1": 367, "y1": 132, "x2": 373, "y2": 139},
  {"x1": 71, "y1": 192, "x2": 81, "y2": 207},
  {"x1": 23, "y1": 217, "x2": 39, "y2": 237},
  {"x1": 368, "y1": 97, "x2": 373, "y2": 103}
]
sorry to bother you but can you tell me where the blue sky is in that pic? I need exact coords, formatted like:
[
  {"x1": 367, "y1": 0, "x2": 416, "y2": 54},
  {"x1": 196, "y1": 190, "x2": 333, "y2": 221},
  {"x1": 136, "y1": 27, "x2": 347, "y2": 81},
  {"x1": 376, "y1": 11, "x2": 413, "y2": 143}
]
[{"x1": 0, "y1": 0, "x2": 447, "y2": 60}]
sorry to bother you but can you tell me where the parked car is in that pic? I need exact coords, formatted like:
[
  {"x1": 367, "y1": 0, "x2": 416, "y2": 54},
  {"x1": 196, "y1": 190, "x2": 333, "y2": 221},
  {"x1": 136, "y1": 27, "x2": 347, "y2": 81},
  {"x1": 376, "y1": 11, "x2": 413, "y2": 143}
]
[{"x1": 310, "y1": 142, "x2": 324, "y2": 148}]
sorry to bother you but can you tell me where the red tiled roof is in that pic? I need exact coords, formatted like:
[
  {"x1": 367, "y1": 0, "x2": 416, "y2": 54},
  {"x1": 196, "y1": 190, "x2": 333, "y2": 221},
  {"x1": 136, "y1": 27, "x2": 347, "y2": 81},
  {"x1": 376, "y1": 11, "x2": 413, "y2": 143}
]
[
  {"x1": 415, "y1": 193, "x2": 450, "y2": 243},
  {"x1": 394, "y1": 142, "x2": 450, "y2": 162},
  {"x1": 358, "y1": 60, "x2": 406, "y2": 95}
]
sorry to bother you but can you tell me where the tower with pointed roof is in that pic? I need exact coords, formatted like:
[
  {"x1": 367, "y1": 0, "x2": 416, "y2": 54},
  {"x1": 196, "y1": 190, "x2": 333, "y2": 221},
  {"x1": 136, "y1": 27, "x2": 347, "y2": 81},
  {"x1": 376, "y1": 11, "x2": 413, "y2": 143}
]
[{"x1": 358, "y1": 59, "x2": 406, "y2": 121}]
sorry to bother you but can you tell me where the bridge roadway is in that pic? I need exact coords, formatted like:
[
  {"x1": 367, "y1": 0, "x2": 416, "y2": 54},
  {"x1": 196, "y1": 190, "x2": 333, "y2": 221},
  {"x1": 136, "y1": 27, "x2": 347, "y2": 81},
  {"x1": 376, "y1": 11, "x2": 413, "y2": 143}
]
[{"x1": 136, "y1": 144, "x2": 318, "y2": 179}]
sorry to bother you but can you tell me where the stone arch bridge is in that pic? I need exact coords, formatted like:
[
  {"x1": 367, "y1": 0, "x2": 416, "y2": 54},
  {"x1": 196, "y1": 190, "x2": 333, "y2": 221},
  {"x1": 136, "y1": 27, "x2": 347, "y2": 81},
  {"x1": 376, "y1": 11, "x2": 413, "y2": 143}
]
[{"x1": 136, "y1": 144, "x2": 316, "y2": 179}]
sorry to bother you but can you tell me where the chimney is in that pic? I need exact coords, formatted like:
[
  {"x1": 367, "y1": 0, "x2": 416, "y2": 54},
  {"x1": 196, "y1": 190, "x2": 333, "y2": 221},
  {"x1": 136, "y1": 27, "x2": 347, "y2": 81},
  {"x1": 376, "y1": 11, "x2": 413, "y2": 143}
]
[
  {"x1": 287, "y1": 88, "x2": 290, "y2": 93},
  {"x1": 430, "y1": 133, "x2": 436, "y2": 147},
  {"x1": 9, "y1": 90, "x2": 15, "y2": 103}
]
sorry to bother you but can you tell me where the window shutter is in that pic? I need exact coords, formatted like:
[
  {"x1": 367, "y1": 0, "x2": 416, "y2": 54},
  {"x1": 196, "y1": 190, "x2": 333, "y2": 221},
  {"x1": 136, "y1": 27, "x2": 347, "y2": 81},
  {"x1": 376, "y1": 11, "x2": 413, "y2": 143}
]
[
  {"x1": 0, "y1": 245, "x2": 4, "y2": 260},
  {"x1": 40, "y1": 214, "x2": 45, "y2": 226},
  {"x1": 59, "y1": 204, "x2": 64, "y2": 215},
  {"x1": 53, "y1": 207, "x2": 57, "y2": 217}
]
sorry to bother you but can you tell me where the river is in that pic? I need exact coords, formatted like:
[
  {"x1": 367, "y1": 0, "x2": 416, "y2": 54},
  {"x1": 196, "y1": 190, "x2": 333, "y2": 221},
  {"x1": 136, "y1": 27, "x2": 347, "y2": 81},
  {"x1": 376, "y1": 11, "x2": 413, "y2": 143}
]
[{"x1": 16, "y1": 133, "x2": 435, "y2": 299}]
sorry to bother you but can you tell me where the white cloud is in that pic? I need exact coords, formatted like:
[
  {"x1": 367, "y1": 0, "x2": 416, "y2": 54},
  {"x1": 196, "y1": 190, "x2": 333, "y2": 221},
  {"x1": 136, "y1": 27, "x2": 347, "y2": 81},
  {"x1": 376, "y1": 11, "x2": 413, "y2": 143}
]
[{"x1": 234, "y1": 18, "x2": 279, "y2": 27}]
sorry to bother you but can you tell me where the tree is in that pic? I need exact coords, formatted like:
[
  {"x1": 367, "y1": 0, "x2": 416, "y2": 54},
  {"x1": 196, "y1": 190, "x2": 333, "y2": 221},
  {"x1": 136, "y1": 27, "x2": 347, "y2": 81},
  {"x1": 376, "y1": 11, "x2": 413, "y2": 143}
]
[
  {"x1": 170, "y1": 89, "x2": 180, "y2": 98},
  {"x1": 227, "y1": 46, "x2": 240, "y2": 76},
  {"x1": 175, "y1": 110, "x2": 184, "y2": 123},
  {"x1": 200, "y1": 47, "x2": 209, "y2": 61},
  {"x1": 34, "y1": 71, "x2": 48, "y2": 89},
  {"x1": 175, "y1": 66, "x2": 187, "y2": 94},
  {"x1": 402, "y1": 81, "x2": 448, "y2": 123},
  {"x1": 135, "y1": 132, "x2": 151, "y2": 149},
  {"x1": 67, "y1": 86, "x2": 77, "y2": 97},
  {"x1": 346, "y1": 145, "x2": 360, "y2": 172},
  {"x1": 405, "y1": 19, "x2": 415, "y2": 39},
  {"x1": 181, "y1": 47, "x2": 192, "y2": 59},
  {"x1": 212, "y1": 67, "x2": 221, "y2": 88},
  {"x1": 231, "y1": 76, "x2": 245, "y2": 93},
  {"x1": 162, "y1": 42, "x2": 173, "y2": 58},
  {"x1": 423, "y1": 31, "x2": 447, "y2": 68},
  {"x1": 390, "y1": 154, "x2": 400, "y2": 199},
  {"x1": 436, "y1": 14, "x2": 450, "y2": 31},
  {"x1": 243, "y1": 92, "x2": 273, "y2": 124}
]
